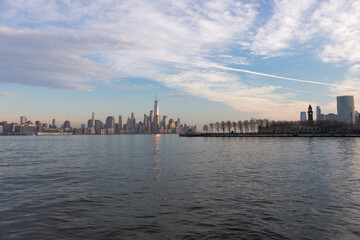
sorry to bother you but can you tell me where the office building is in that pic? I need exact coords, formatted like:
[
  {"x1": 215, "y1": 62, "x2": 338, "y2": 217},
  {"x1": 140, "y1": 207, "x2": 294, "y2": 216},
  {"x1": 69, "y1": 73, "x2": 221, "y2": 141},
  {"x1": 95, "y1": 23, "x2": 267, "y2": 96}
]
[
  {"x1": 337, "y1": 96, "x2": 355, "y2": 124},
  {"x1": 105, "y1": 116, "x2": 115, "y2": 130},
  {"x1": 300, "y1": 112, "x2": 307, "y2": 121},
  {"x1": 316, "y1": 106, "x2": 325, "y2": 121},
  {"x1": 63, "y1": 120, "x2": 71, "y2": 129},
  {"x1": 119, "y1": 116, "x2": 122, "y2": 130},
  {"x1": 20, "y1": 116, "x2": 27, "y2": 125},
  {"x1": 154, "y1": 96, "x2": 159, "y2": 125},
  {"x1": 92, "y1": 112, "x2": 95, "y2": 128},
  {"x1": 325, "y1": 113, "x2": 338, "y2": 121}
]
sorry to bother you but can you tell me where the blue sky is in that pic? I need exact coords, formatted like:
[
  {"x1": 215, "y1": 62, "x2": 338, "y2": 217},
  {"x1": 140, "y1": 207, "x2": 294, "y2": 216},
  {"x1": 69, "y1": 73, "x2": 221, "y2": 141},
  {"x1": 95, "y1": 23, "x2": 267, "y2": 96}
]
[{"x1": 1, "y1": 0, "x2": 360, "y2": 127}]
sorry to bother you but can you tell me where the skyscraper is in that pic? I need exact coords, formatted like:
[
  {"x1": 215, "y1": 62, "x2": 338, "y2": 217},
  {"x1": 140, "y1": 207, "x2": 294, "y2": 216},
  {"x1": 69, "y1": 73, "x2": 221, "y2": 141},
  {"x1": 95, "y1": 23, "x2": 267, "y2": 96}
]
[
  {"x1": 337, "y1": 95, "x2": 355, "y2": 124},
  {"x1": 150, "y1": 110, "x2": 154, "y2": 123},
  {"x1": 131, "y1": 112, "x2": 136, "y2": 130},
  {"x1": 20, "y1": 116, "x2": 27, "y2": 125},
  {"x1": 92, "y1": 112, "x2": 95, "y2": 128},
  {"x1": 300, "y1": 112, "x2": 307, "y2": 121},
  {"x1": 52, "y1": 119, "x2": 56, "y2": 128},
  {"x1": 316, "y1": 106, "x2": 325, "y2": 121},
  {"x1": 154, "y1": 96, "x2": 159, "y2": 125},
  {"x1": 118, "y1": 116, "x2": 122, "y2": 130},
  {"x1": 105, "y1": 116, "x2": 115, "y2": 129},
  {"x1": 63, "y1": 120, "x2": 71, "y2": 129},
  {"x1": 316, "y1": 106, "x2": 321, "y2": 118}
]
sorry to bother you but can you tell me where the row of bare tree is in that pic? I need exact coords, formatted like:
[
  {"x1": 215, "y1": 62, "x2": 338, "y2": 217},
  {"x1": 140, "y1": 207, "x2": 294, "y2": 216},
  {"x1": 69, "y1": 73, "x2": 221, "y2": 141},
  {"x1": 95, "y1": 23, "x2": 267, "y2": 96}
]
[
  {"x1": 202, "y1": 118, "x2": 270, "y2": 134},
  {"x1": 203, "y1": 119, "x2": 360, "y2": 134}
]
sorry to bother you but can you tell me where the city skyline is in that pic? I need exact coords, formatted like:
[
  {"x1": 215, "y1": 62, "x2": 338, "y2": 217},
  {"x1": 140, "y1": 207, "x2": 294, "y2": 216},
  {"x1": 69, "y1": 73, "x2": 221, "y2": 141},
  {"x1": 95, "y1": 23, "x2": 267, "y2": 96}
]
[
  {"x1": 0, "y1": 97, "x2": 195, "y2": 135},
  {"x1": 1, "y1": 1, "x2": 360, "y2": 125}
]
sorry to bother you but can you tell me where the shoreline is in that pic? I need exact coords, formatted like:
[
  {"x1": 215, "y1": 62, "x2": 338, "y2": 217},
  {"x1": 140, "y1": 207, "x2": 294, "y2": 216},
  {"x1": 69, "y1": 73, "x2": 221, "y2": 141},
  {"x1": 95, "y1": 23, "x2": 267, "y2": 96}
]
[{"x1": 179, "y1": 133, "x2": 360, "y2": 137}]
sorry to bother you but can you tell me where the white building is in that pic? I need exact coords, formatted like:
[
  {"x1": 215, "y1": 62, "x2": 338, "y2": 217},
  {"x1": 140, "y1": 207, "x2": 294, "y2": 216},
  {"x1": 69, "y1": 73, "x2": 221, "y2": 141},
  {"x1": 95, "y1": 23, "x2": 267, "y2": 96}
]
[{"x1": 337, "y1": 96, "x2": 355, "y2": 124}]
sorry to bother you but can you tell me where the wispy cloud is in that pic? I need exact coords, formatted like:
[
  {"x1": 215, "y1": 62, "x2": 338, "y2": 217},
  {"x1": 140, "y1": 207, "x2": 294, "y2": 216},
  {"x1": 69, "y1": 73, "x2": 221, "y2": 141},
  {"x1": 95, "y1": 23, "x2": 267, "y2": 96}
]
[
  {"x1": 111, "y1": 83, "x2": 156, "y2": 90},
  {"x1": 165, "y1": 93, "x2": 192, "y2": 98},
  {"x1": 0, "y1": 0, "x2": 359, "y2": 119},
  {"x1": 0, "y1": 91, "x2": 16, "y2": 97},
  {"x1": 213, "y1": 65, "x2": 336, "y2": 86}
]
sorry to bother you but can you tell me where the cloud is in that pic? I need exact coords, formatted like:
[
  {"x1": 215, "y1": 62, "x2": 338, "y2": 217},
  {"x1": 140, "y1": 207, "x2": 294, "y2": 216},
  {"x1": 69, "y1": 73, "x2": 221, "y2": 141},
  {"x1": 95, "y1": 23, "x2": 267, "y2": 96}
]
[
  {"x1": 1, "y1": 0, "x2": 359, "y2": 120},
  {"x1": 312, "y1": 0, "x2": 360, "y2": 63},
  {"x1": 0, "y1": 26, "x2": 139, "y2": 90},
  {"x1": 111, "y1": 83, "x2": 156, "y2": 90},
  {"x1": 0, "y1": 91, "x2": 16, "y2": 97},
  {"x1": 213, "y1": 64, "x2": 335, "y2": 86},
  {"x1": 331, "y1": 64, "x2": 360, "y2": 103},
  {"x1": 245, "y1": 0, "x2": 317, "y2": 56},
  {"x1": 165, "y1": 93, "x2": 192, "y2": 98}
]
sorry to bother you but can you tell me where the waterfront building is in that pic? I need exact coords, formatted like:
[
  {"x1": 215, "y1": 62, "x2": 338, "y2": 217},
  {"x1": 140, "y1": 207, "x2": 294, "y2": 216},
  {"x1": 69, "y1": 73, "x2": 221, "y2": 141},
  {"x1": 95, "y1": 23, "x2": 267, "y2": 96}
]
[
  {"x1": 63, "y1": 120, "x2": 71, "y2": 129},
  {"x1": 150, "y1": 110, "x2": 154, "y2": 123},
  {"x1": 20, "y1": 116, "x2": 27, "y2": 125},
  {"x1": 92, "y1": 112, "x2": 95, "y2": 128},
  {"x1": 0, "y1": 125, "x2": 3, "y2": 135},
  {"x1": 105, "y1": 116, "x2": 115, "y2": 129},
  {"x1": 337, "y1": 95, "x2": 355, "y2": 124},
  {"x1": 317, "y1": 114, "x2": 325, "y2": 121},
  {"x1": 308, "y1": 105, "x2": 313, "y2": 122},
  {"x1": 162, "y1": 115, "x2": 169, "y2": 129},
  {"x1": 52, "y1": 119, "x2": 56, "y2": 128},
  {"x1": 154, "y1": 96, "x2": 159, "y2": 125},
  {"x1": 316, "y1": 106, "x2": 325, "y2": 121},
  {"x1": 325, "y1": 113, "x2": 338, "y2": 121},
  {"x1": 131, "y1": 113, "x2": 136, "y2": 130},
  {"x1": 19, "y1": 124, "x2": 37, "y2": 134},
  {"x1": 118, "y1": 116, "x2": 122, "y2": 130},
  {"x1": 0, "y1": 122, "x2": 10, "y2": 134},
  {"x1": 87, "y1": 119, "x2": 92, "y2": 128},
  {"x1": 300, "y1": 112, "x2": 307, "y2": 121},
  {"x1": 316, "y1": 106, "x2": 321, "y2": 117},
  {"x1": 95, "y1": 120, "x2": 104, "y2": 132},
  {"x1": 144, "y1": 114, "x2": 148, "y2": 128},
  {"x1": 356, "y1": 111, "x2": 360, "y2": 124}
]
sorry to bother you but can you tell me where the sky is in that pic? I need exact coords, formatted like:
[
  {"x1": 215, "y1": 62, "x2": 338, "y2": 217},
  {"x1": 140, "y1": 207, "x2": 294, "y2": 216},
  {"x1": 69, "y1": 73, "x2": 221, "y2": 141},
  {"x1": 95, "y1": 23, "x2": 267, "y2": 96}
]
[{"x1": 1, "y1": 0, "x2": 360, "y2": 127}]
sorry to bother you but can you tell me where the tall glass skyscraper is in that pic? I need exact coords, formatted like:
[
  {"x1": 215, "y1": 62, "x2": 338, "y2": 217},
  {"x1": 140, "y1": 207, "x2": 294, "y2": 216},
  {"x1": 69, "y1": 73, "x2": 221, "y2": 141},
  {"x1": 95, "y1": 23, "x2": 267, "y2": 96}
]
[
  {"x1": 337, "y1": 95, "x2": 355, "y2": 124},
  {"x1": 154, "y1": 96, "x2": 159, "y2": 125}
]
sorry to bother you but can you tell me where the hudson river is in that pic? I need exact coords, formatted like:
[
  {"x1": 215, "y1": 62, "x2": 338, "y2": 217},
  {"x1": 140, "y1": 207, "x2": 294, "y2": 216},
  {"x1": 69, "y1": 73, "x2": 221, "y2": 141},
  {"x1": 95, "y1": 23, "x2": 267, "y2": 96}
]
[{"x1": 1, "y1": 135, "x2": 360, "y2": 239}]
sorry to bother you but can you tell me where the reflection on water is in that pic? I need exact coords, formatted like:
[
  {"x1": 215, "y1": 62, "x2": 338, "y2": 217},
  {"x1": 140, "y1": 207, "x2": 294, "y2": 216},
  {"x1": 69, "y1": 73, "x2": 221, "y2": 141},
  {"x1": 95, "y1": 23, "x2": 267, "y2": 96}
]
[
  {"x1": 152, "y1": 134, "x2": 161, "y2": 181},
  {"x1": 0, "y1": 135, "x2": 360, "y2": 239}
]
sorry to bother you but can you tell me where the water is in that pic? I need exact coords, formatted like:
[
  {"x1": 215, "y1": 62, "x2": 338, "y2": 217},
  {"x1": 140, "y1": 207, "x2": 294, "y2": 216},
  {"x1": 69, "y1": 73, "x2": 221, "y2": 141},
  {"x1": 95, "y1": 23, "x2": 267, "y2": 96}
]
[{"x1": 1, "y1": 135, "x2": 360, "y2": 239}]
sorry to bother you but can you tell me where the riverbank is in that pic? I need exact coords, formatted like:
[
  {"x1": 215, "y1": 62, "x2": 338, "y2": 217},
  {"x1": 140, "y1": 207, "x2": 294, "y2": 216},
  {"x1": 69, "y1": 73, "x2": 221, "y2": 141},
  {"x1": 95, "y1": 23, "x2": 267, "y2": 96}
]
[{"x1": 180, "y1": 133, "x2": 360, "y2": 137}]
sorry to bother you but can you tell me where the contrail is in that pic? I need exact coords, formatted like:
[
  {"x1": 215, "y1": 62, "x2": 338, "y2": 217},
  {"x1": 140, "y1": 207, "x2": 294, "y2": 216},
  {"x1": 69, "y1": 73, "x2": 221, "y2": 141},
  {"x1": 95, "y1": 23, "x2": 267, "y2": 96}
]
[{"x1": 214, "y1": 65, "x2": 336, "y2": 87}]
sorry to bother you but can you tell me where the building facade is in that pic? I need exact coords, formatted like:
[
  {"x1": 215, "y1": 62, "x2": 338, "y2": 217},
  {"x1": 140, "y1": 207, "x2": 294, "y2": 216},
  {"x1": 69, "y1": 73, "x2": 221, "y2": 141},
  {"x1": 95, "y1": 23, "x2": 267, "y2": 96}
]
[{"x1": 337, "y1": 95, "x2": 355, "y2": 124}]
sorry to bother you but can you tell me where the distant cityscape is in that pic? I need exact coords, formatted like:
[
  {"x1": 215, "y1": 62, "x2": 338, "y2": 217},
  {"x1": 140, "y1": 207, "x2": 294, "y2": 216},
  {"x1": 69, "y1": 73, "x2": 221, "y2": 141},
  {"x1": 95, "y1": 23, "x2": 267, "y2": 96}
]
[
  {"x1": 0, "y1": 97, "x2": 196, "y2": 135},
  {"x1": 2, "y1": 95, "x2": 359, "y2": 136},
  {"x1": 198, "y1": 95, "x2": 360, "y2": 136},
  {"x1": 300, "y1": 95, "x2": 358, "y2": 124}
]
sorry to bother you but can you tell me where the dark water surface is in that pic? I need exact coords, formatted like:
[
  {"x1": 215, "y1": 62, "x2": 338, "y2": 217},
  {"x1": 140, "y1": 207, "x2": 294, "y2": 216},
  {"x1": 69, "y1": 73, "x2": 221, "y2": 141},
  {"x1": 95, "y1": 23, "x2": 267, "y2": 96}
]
[{"x1": 1, "y1": 135, "x2": 360, "y2": 239}]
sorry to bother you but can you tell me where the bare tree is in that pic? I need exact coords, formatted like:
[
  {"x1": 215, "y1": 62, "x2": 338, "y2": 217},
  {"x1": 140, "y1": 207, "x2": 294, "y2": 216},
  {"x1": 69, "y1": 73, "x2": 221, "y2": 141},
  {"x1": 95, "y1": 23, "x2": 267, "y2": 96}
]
[
  {"x1": 263, "y1": 119, "x2": 269, "y2": 127},
  {"x1": 238, "y1": 120, "x2": 243, "y2": 133},
  {"x1": 250, "y1": 118, "x2": 256, "y2": 133},
  {"x1": 220, "y1": 121, "x2": 226, "y2": 134},
  {"x1": 215, "y1": 122, "x2": 220, "y2": 133},
  {"x1": 232, "y1": 121, "x2": 237, "y2": 133},
  {"x1": 226, "y1": 121, "x2": 232, "y2": 133},
  {"x1": 203, "y1": 124, "x2": 208, "y2": 133},
  {"x1": 209, "y1": 123, "x2": 214, "y2": 133},
  {"x1": 243, "y1": 120, "x2": 249, "y2": 133}
]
